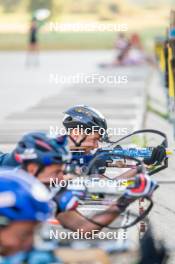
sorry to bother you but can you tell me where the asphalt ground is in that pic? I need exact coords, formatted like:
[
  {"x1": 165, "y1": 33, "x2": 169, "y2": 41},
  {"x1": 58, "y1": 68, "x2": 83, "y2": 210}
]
[
  {"x1": 0, "y1": 50, "x2": 149, "y2": 149},
  {"x1": 0, "y1": 51, "x2": 174, "y2": 263}
]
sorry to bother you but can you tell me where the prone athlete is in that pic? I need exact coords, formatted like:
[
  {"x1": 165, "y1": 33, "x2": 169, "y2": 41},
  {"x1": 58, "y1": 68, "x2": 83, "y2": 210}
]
[{"x1": 0, "y1": 132, "x2": 157, "y2": 235}]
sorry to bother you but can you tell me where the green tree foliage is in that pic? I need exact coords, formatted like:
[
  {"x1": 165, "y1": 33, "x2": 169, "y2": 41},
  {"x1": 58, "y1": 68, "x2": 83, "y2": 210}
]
[
  {"x1": 51, "y1": 0, "x2": 64, "y2": 18},
  {"x1": 28, "y1": 0, "x2": 52, "y2": 13},
  {"x1": 98, "y1": 0, "x2": 120, "y2": 20},
  {"x1": 0, "y1": 0, "x2": 21, "y2": 12}
]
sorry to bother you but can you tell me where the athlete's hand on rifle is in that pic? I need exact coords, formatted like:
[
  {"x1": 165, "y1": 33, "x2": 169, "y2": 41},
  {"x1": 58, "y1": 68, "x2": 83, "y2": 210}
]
[
  {"x1": 54, "y1": 188, "x2": 80, "y2": 214},
  {"x1": 117, "y1": 174, "x2": 158, "y2": 212},
  {"x1": 124, "y1": 174, "x2": 158, "y2": 198},
  {"x1": 144, "y1": 145, "x2": 166, "y2": 165}
]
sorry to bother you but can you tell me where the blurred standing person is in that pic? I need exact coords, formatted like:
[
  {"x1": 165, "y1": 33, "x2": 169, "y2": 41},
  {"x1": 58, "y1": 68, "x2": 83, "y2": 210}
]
[
  {"x1": 130, "y1": 33, "x2": 143, "y2": 50},
  {"x1": 121, "y1": 33, "x2": 145, "y2": 65},
  {"x1": 99, "y1": 33, "x2": 128, "y2": 67},
  {"x1": 114, "y1": 33, "x2": 129, "y2": 63},
  {"x1": 115, "y1": 33, "x2": 129, "y2": 51},
  {"x1": 123, "y1": 33, "x2": 155, "y2": 65},
  {"x1": 26, "y1": 17, "x2": 39, "y2": 67},
  {"x1": 114, "y1": 33, "x2": 147, "y2": 66}
]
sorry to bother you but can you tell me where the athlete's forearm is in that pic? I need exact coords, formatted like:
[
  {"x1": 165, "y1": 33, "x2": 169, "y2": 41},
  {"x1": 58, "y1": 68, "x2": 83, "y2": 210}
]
[
  {"x1": 117, "y1": 168, "x2": 137, "y2": 180},
  {"x1": 56, "y1": 205, "x2": 120, "y2": 234}
]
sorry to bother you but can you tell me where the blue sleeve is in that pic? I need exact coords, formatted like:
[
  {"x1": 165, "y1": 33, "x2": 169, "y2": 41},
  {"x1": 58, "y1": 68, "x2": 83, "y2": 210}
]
[
  {"x1": 0, "y1": 153, "x2": 19, "y2": 167},
  {"x1": 28, "y1": 250, "x2": 63, "y2": 264},
  {"x1": 0, "y1": 153, "x2": 8, "y2": 166}
]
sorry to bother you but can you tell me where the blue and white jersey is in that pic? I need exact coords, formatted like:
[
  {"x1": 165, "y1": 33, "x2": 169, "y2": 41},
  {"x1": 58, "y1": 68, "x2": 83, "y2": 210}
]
[
  {"x1": 0, "y1": 249, "x2": 62, "y2": 264},
  {"x1": 0, "y1": 152, "x2": 19, "y2": 167},
  {"x1": 71, "y1": 150, "x2": 106, "y2": 175}
]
